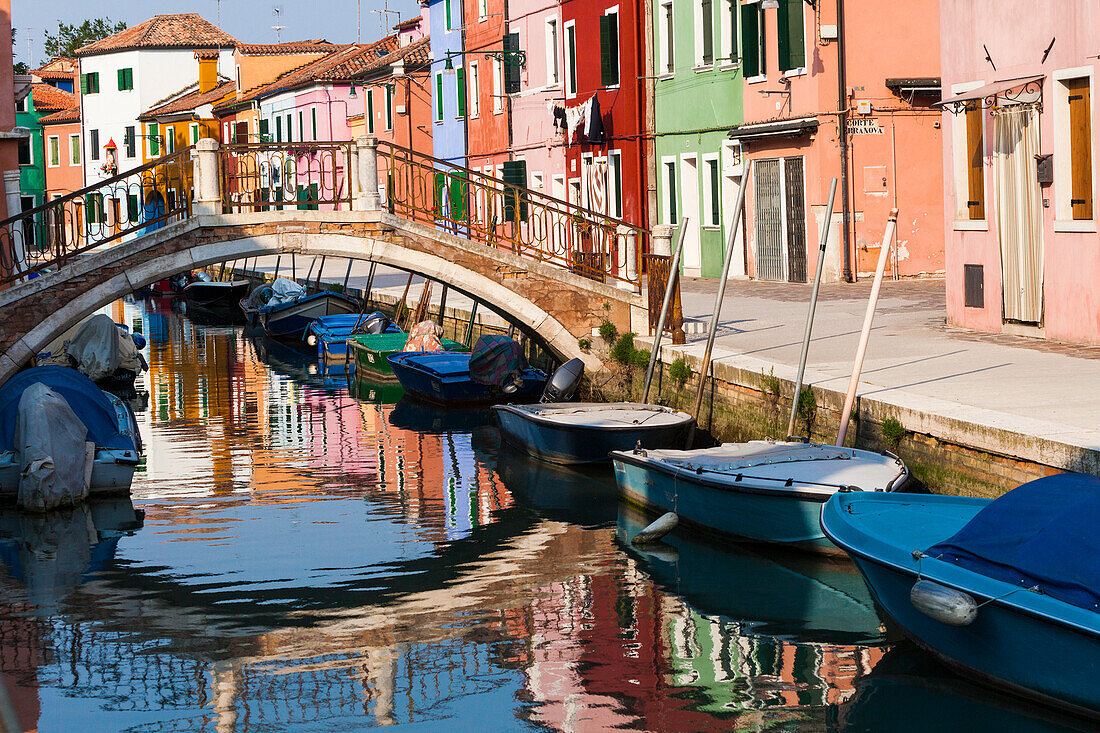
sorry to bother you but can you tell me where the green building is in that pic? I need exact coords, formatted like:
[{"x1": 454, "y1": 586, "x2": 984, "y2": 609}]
[{"x1": 651, "y1": 0, "x2": 745, "y2": 278}]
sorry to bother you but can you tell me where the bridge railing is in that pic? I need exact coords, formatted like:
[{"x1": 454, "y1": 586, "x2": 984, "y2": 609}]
[
  {"x1": 218, "y1": 141, "x2": 354, "y2": 213},
  {"x1": 375, "y1": 141, "x2": 643, "y2": 290},
  {"x1": 0, "y1": 147, "x2": 193, "y2": 285}
]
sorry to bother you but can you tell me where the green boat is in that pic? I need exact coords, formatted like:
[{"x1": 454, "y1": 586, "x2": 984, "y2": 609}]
[{"x1": 346, "y1": 332, "x2": 467, "y2": 382}]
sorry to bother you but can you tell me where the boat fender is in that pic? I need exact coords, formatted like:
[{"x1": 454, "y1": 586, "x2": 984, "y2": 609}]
[
  {"x1": 910, "y1": 579, "x2": 978, "y2": 626},
  {"x1": 632, "y1": 512, "x2": 679, "y2": 545},
  {"x1": 307, "y1": 334, "x2": 318, "y2": 347}
]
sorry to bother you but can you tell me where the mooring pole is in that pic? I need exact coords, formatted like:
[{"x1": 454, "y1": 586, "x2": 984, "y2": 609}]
[
  {"x1": 397, "y1": 272, "x2": 414, "y2": 327},
  {"x1": 464, "y1": 301, "x2": 479, "y2": 347},
  {"x1": 437, "y1": 284, "x2": 449, "y2": 328},
  {"x1": 273, "y1": 255, "x2": 282, "y2": 280},
  {"x1": 642, "y1": 220, "x2": 689, "y2": 404},
  {"x1": 314, "y1": 255, "x2": 326, "y2": 289},
  {"x1": 341, "y1": 258, "x2": 353, "y2": 293},
  {"x1": 691, "y1": 159, "x2": 753, "y2": 421},
  {"x1": 364, "y1": 261, "x2": 376, "y2": 307},
  {"x1": 786, "y1": 178, "x2": 838, "y2": 439},
  {"x1": 303, "y1": 258, "x2": 316, "y2": 288},
  {"x1": 836, "y1": 208, "x2": 898, "y2": 447},
  {"x1": 291, "y1": 252, "x2": 296, "y2": 280}
]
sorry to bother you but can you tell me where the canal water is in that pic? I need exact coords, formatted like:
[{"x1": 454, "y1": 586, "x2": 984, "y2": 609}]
[{"x1": 0, "y1": 297, "x2": 1086, "y2": 732}]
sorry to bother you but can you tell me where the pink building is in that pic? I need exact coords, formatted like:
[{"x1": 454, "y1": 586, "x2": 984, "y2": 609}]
[{"x1": 940, "y1": 0, "x2": 1099, "y2": 344}]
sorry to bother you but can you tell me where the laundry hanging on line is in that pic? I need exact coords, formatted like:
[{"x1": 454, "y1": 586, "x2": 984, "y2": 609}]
[{"x1": 548, "y1": 95, "x2": 606, "y2": 145}]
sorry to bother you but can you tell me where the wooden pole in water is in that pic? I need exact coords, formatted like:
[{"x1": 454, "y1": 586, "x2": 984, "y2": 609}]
[
  {"x1": 303, "y1": 258, "x2": 316, "y2": 288},
  {"x1": 836, "y1": 208, "x2": 898, "y2": 447},
  {"x1": 691, "y1": 159, "x2": 753, "y2": 421},
  {"x1": 437, "y1": 284, "x2": 449, "y2": 328},
  {"x1": 642, "y1": 220, "x2": 689, "y2": 404},
  {"x1": 291, "y1": 252, "x2": 296, "y2": 280},
  {"x1": 364, "y1": 261, "x2": 377, "y2": 307},
  {"x1": 397, "y1": 272, "x2": 414, "y2": 327},
  {"x1": 314, "y1": 255, "x2": 326, "y2": 289},
  {"x1": 341, "y1": 258, "x2": 354, "y2": 293},
  {"x1": 786, "y1": 178, "x2": 837, "y2": 439},
  {"x1": 273, "y1": 255, "x2": 282, "y2": 280},
  {"x1": 464, "y1": 301, "x2": 479, "y2": 346}
]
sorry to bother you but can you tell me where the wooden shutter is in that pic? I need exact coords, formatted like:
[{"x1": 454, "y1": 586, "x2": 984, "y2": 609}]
[
  {"x1": 235, "y1": 121, "x2": 248, "y2": 144},
  {"x1": 149, "y1": 124, "x2": 160, "y2": 156},
  {"x1": 456, "y1": 68, "x2": 466, "y2": 117},
  {"x1": 701, "y1": 0, "x2": 713, "y2": 65},
  {"x1": 777, "y1": 0, "x2": 804, "y2": 71},
  {"x1": 118, "y1": 68, "x2": 125, "y2": 90},
  {"x1": 259, "y1": 118, "x2": 269, "y2": 141},
  {"x1": 728, "y1": 0, "x2": 739, "y2": 62},
  {"x1": 366, "y1": 90, "x2": 375, "y2": 133},
  {"x1": 80, "y1": 74, "x2": 88, "y2": 94},
  {"x1": 449, "y1": 172, "x2": 468, "y2": 220},
  {"x1": 434, "y1": 172, "x2": 446, "y2": 215},
  {"x1": 965, "y1": 103, "x2": 985, "y2": 220},
  {"x1": 599, "y1": 16, "x2": 611, "y2": 87},
  {"x1": 504, "y1": 34, "x2": 522, "y2": 93},
  {"x1": 1068, "y1": 77, "x2": 1093, "y2": 220},
  {"x1": 436, "y1": 74, "x2": 444, "y2": 120},
  {"x1": 502, "y1": 160, "x2": 528, "y2": 221},
  {"x1": 741, "y1": 4, "x2": 759, "y2": 78}
]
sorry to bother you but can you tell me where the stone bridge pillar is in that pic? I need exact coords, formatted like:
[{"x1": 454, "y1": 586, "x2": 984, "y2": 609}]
[
  {"x1": 356, "y1": 136, "x2": 380, "y2": 212},
  {"x1": 193, "y1": 138, "x2": 221, "y2": 216}
]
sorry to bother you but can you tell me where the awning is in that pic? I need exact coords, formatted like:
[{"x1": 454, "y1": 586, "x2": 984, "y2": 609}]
[
  {"x1": 935, "y1": 75, "x2": 1044, "y2": 114},
  {"x1": 885, "y1": 77, "x2": 941, "y2": 95},
  {"x1": 728, "y1": 116, "x2": 819, "y2": 142}
]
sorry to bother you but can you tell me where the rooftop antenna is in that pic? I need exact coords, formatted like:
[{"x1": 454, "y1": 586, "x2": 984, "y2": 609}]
[
  {"x1": 272, "y1": 7, "x2": 285, "y2": 42},
  {"x1": 357, "y1": 0, "x2": 361, "y2": 43},
  {"x1": 23, "y1": 27, "x2": 32, "y2": 68},
  {"x1": 371, "y1": 0, "x2": 401, "y2": 37}
]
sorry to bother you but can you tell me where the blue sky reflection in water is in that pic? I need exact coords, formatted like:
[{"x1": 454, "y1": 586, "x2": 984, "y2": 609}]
[{"x1": 0, "y1": 297, "x2": 1089, "y2": 732}]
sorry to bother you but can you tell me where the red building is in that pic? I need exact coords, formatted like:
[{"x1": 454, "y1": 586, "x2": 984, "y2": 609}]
[{"x1": 559, "y1": 0, "x2": 648, "y2": 230}]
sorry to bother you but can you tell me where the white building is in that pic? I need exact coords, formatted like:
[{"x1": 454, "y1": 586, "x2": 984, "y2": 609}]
[{"x1": 74, "y1": 14, "x2": 236, "y2": 186}]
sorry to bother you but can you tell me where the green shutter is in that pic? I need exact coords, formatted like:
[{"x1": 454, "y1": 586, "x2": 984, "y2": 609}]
[
  {"x1": 80, "y1": 74, "x2": 88, "y2": 94},
  {"x1": 448, "y1": 171, "x2": 468, "y2": 220},
  {"x1": 311, "y1": 107, "x2": 317, "y2": 139},
  {"x1": 729, "y1": 0, "x2": 739, "y2": 62},
  {"x1": 456, "y1": 68, "x2": 466, "y2": 117},
  {"x1": 366, "y1": 90, "x2": 375, "y2": 134},
  {"x1": 607, "y1": 16, "x2": 619, "y2": 85},
  {"x1": 434, "y1": 172, "x2": 446, "y2": 215},
  {"x1": 502, "y1": 160, "x2": 528, "y2": 222},
  {"x1": 445, "y1": 0, "x2": 452, "y2": 30},
  {"x1": 504, "y1": 34, "x2": 521, "y2": 93},
  {"x1": 599, "y1": 16, "x2": 611, "y2": 87},
  {"x1": 128, "y1": 194, "x2": 139, "y2": 222},
  {"x1": 783, "y1": 0, "x2": 805, "y2": 70},
  {"x1": 127, "y1": 68, "x2": 133, "y2": 89},
  {"x1": 741, "y1": 4, "x2": 759, "y2": 78},
  {"x1": 436, "y1": 74, "x2": 444, "y2": 120},
  {"x1": 149, "y1": 124, "x2": 159, "y2": 156},
  {"x1": 91, "y1": 73, "x2": 98, "y2": 93},
  {"x1": 118, "y1": 68, "x2": 125, "y2": 90}
]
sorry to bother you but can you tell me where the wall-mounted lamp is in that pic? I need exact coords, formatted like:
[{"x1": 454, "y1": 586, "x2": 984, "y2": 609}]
[{"x1": 443, "y1": 57, "x2": 456, "y2": 76}]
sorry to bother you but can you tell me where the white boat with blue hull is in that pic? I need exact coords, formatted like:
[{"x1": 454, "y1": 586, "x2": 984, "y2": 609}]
[
  {"x1": 611, "y1": 440, "x2": 908, "y2": 552},
  {"x1": 494, "y1": 402, "x2": 694, "y2": 465},
  {"x1": 822, "y1": 474, "x2": 1100, "y2": 718}
]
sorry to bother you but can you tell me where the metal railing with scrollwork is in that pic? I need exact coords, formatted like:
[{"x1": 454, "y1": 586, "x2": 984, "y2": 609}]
[
  {"x1": 0, "y1": 148, "x2": 194, "y2": 285},
  {"x1": 376, "y1": 141, "x2": 644, "y2": 288},
  {"x1": 219, "y1": 141, "x2": 354, "y2": 213}
]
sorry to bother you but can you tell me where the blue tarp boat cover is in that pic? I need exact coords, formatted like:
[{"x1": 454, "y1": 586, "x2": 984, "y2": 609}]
[
  {"x1": 928, "y1": 473, "x2": 1100, "y2": 611},
  {"x1": 469, "y1": 335, "x2": 524, "y2": 386},
  {"x1": 0, "y1": 366, "x2": 132, "y2": 452}
]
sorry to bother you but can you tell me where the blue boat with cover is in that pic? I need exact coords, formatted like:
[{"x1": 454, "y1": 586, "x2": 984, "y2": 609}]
[
  {"x1": 0, "y1": 366, "x2": 141, "y2": 496},
  {"x1": 306, "y1": 312, "x2": 401, "y2": 365},
  {"x1": 821, "y1": 474, "x2": 1100, "y2": 717}
]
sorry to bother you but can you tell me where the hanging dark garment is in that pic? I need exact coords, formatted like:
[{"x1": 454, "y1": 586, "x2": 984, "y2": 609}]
[{"x1": 584, "y1": 97, "x2": 606, "y2": 144}]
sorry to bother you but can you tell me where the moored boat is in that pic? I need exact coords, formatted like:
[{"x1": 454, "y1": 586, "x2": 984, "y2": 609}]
[
  {"x1": 387, "y1": 351, "x2": 546, "y2": 406},
  {"x1": 611, "y1": 440, "x2": 907, "y2": 552},
  {"x1": 0, "y1": 366, "x2": 141, "y2": 498},
  {"x1": 348, "y1": 332, "x2": 466, "y2": 382},
  {"x1": 821, "y1": 474, "x2": 1100, "y2": 718},
  {"x1": 495, "y1": 402, "x2": 694, "y2": 465},
  {"x1": 180, "y1": 272, "x2": 251, "y2": 306},
  {"x1": 260, "y1": 291, "x2": 361, "y2": 340},
  {"x1": 307, "y1": 312, "x2": 402, "y2": 364}
]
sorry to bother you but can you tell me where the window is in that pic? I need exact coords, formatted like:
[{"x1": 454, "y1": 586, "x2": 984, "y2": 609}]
[
  {"x1": 469, "y1": 62, "x2": 480, "y2": 117},
  {"x1": 298, "y1": 111, "x2": 304, "y2": 142},
  {"x1": 531, "y1": 171, "x2": 545, "y2": 190},
  {"x1": 286, "y1": 114, "x2": 293, "y2": 142},
  {"x1": 311, "y1": 107, "x2": 318, "y2": 140},
  {"x1": 565, "y1": 21, "x2": 577, "y2": 97},
  {"x1": 435, "y1": 73, "x2": 445, "y2": 121},
  {"x1": 456, "y1": 67, "x2": 466, "y2": 117},
  {"x1": 90, "y1": 129, "x2": 99, "y2": 160},
  {"x1": 609, "y1": 151, "x2": 623, "y2": 218},
  {"x1": 85, "y1": 193, "x2": 103, "y2": 224},
  {"x1": 660, "y1": 2, "x2": 674, "y2": 75},
  {"x1": 69, "y1": 134, "x2": 81, "y2": 165},
  {"x1": 445, "y1": 0, "x2": 453, "y2": 30},
  {"x1": 48, "y1": 136, "x2": 60, "y2": 167},
  {"x1": 276, "y1": 116, "x2": 283, "y2": 142},
  {"x1": 720, "y1": 0, "x2": 738, "y2": 64},
  {"x1": 128, "y1": 193, "x2": 139, "y2": 223},
  {"x1": 236, "y1": 66, "x2": 242, "y2": 91},
  {"x1": 502, "y1": 159, "x2": 529, "y2": 222},
  {"x1": 600, "y1": 10, "x2": 620, "y2": 87},
  {"x1": 80, "y1": 72, "x2": 99, "y2": 94},
  {"x1": 386, "y1": 84, "x2": 395, "y2": 130},
  {"x1": 664, "y1": 159, "x2": 678, "y2": 223},
  {"x1": 190, "y1": 123, "x2": 199, "y2": 144},
  {"x1": 234, "y1": 121, "x2": 247, "y2": 144},
  {"x1": 741, "y1": 2, "x2": 765, "y2": 78},
  {"x1": 546, "y1": 19, "x2": 559, "y2": 85},
  {"x1": 117, "y1": 67, "x2": 133, "y2": 91},
  {"x1": 1065, "y1": 76, "x2": 1093, "y2": 220},
  {"x1": 478, "y1": 0, "x2": 487, "y2": 19},
  {"x1": 492, "y1": 56, "x2": 504, "y2": 113},
  {"x1": 148, "y1": 123, "x2": 160, "y2": 157},
  {"x1": 17, "y1": 137, "x2": 30, "y2": 166},
  {"x1": 704, "y1": 156, "x2": 721, "y2": 226},
  {"x1": 15, "y1": 96, "x2": 25, "y2": 112},
  {"x1": 503, "y1": 34, "x2": 522, "y2": 94},
  {"x1": 259, "y1": 118, "x2": 270, "y2": 142},
  {"x1": 166, "y1": 129, "x2": 176, "y2": 154},
  {"x1": 366, "y1": 89, "x2": 375, "y2": 133},
  {"x1": 777, "y1": 0, "x2": 805, "y2": 72},
  {"x1": 123, "y1": 126, "x2": 135, "y2": 158},
  {"x1": 224, "y1": 122, "x2": 231, "y2": 143},
  {"x1": 965, "y1": 103, "x2": 985, "y2": 220},
  {"x1": 698, "y1": 0, "x2": 714, "y2": 66}
]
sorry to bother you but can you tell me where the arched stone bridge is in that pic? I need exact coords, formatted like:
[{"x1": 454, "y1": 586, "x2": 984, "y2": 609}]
[{"x1": 0, "y1": 139, "x2": 658, "y2": 384}]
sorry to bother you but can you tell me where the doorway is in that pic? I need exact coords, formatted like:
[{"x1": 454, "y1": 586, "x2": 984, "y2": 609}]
[
  {"x1": 753, "y1": 156, "x2": 807, "y2": 282},
  {"x1": 679, "y1": 154, "x2": 700, "y2": 274},
  {"x1": 992, "y1": 105, "x2": 1043, "y2": 323}
]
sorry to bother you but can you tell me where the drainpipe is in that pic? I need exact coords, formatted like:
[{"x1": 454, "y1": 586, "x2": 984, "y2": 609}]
[{"x1": 836, "y1": 0, "x2": 853, "y2": 281}]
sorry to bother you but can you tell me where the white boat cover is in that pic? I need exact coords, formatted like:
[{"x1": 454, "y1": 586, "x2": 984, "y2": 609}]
[
  {"x1": 514, "y1": 402, "x2": 692, "y2": 427},
  {"x1": 651, "y1": 441, "x2": 852, "y2": 473},
  {"x1": 267, "y1": 277, "x2": 305, "y2": 306},
  {"x1": 16, "y1": 383, "x2": 93, "y2": 512},
  {"x1": 65, "y1": 314, "x2": 143, "y2": 382}
]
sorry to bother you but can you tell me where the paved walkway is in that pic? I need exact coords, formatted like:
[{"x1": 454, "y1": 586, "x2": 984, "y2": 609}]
[{"x1": 661, "y1": 276, "x2": 1100, "y2": 461}]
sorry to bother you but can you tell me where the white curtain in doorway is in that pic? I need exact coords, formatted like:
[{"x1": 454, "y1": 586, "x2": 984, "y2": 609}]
[{"x1": 992, "y1": 105, "x2": 1043, "y2": 323}]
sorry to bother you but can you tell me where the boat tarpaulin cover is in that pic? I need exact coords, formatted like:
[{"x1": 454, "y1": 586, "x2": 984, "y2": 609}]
[
  {"x1": 469, "y1": 335, "x2": 525, "y2": 386},
  {"x1": 654, "y1": 442, "x2": 851, "y2": 473},
  {"x1": 66, "y1": 314, "x2": 143, "y2": 382},
  {"x1": 928, "y1": 473, "x2": 1100, "y2": 611},
  {"x1": 16, "y1": 382, "x2": 92, "y2": 511},
  {"x1": 0, "y1": 366, "x2": 133, "y2": 452},
  {"x1": 244, "y1": 283, "x2": 275, "y2": 309},
  {"x1": 405, "y1": 321, "x2": 443, "y2": 352},
  {"x1": 267, "y1": 278, "x2": 305, "y2": 306}
]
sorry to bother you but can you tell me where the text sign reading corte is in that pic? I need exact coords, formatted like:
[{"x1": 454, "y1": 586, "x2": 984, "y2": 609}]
[{"x1": 847, "y1": 118, "x2": 885, "y2": 135}]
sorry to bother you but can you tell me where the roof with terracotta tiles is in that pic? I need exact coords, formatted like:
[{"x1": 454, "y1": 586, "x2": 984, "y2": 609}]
[
  {"x1": 140, "y1": 79, "x2": 236, "y2": 120},
  {"x1": 213, "y1": 37, "x2": 403, "y2": 112},
  {"x1": 31, "y1": 83, "x2": 77, "y2": 112},
  {"x1": 74, "y1": 14, "x2": 237, "y2": 57},
  {"x1": 364, "y1": 36, "x2": 431, "y2": 75},
  {"x1": 393, "y1": 17, "x2": 422, "y2": 31},
  {"x1": 32, "y1": 58, "x2": 77, "y2": 80},
  {"x1": 235, "y1": 40, "x2": 341, "y2": 56},
  {"x1": 39, "y1": 105, "x2": 81, "y2": 125},
  {"x1": 194, "y1": 48, "x2": 220, "y2": 60}
]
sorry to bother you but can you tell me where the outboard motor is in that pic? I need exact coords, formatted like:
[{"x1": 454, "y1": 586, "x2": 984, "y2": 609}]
[
  {"x1": 541, "y1": 358, "x2": 585, "y2": 403},
  {"x1": 360, "y1": 312, "x2": 392, "y2": 335}
]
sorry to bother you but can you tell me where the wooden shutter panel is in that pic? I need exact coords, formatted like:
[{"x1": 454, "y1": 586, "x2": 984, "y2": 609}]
[
  {"x1": 80, "y1": 74, "x2": 88, "y2": 94},
  {"x1": 776, "y1": 0, "x2": 790, "y2": 71},
  {"x1": 965, "y1": 103, "x2": 985, "y2": 220},
  {"x1": 449, "y1": 172, "x2": 468, "y2": 220},
  {"x1": 606, "y1": 17, "x2": 619, "y2": 85},
  {"x1": 786, "y1": 0, "x2": 804, "y2": 69},
  {"x1": 1068, "y1": 77, "x2": 1093, "y2": 220},
  {"x1": 456, "y1": 68, "x2": 466, "y2": 117},
  {"x1": 118, "y1": 68, "x2": 125, "y2": 90},
  {"x1": 741, "y1": 5, "x2": 759, "y2": 78},
  {"x1": 502, "y1": 160, "x2": 528, "y2": 221},
  {"x1": 599, "y1": 16, "x2": 611, "y2": 88},
  {"x1": 504, "y1": 34, "x2": 521, "y2": 93}
]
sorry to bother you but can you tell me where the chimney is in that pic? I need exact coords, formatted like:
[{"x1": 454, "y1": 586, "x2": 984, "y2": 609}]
[{"x1": 196, "y1": 50, "x2": 219, "y2": 93}]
